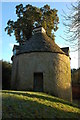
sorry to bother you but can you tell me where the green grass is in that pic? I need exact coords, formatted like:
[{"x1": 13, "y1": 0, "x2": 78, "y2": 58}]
[{"x1": 1, "y1": 90, "x2": 80, "y2": 119}]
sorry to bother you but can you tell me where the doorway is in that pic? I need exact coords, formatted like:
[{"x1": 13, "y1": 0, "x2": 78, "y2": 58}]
[{"x1": 33, "y1": 72, "x2": 43, "y2": 92}]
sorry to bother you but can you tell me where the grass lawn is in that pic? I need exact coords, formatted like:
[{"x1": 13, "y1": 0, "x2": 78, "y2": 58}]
[{"x1": 1, "y1": 90, "x2": 80, "y2": 119}]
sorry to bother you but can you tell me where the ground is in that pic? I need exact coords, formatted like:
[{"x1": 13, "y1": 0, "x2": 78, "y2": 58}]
[{"x1": 1, "y1": 90, "x2": 80, "y2": 119}]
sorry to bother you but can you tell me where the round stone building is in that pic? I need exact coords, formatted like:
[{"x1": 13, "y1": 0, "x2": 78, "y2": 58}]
[{"x1": 11, "y1": 26, "x2": 72, "y2": 101}]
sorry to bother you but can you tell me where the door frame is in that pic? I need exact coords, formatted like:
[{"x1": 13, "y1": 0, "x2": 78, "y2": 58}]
[{"x1": 33, "y1": 72, "x2": 43, "y2": 92}]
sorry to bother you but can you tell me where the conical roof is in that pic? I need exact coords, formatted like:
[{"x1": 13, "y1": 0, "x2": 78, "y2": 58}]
[{"x1": 19, "y1": 33, "x2": 64, "y2": 54}]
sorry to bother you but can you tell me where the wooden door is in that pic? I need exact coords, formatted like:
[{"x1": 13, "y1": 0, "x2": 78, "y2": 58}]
[{"x1": 34, "y1": 73, "x2": 43, "y2": 92}]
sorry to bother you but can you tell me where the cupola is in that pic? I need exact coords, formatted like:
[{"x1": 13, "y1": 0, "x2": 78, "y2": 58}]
[{"x1": 33, "y1": 26, "x2": 46, "y2": 34}]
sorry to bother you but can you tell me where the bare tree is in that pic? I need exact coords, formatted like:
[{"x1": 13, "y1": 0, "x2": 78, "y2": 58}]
[{"x1": 62, "y1": 0, "x2": 80, "y2": 52}]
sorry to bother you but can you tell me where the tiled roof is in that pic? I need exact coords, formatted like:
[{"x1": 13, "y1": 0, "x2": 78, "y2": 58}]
[{"x1": 18, "y1": 32, "x2": 65, "y2": 54}]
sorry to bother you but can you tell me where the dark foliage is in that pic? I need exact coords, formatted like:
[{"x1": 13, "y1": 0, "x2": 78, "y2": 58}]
[
  {"x1": 2, "y1": 61, "x2": 12, "y2": 90},
  {"x1": 5, "y1": 4, "x2": 59, "y2": 45},
  {"x1": 71, "y1": 68, "x2": 80, "y2": 84},
  {"x1": 71, "y1": 68, "x2": 77, "y2": 73}
]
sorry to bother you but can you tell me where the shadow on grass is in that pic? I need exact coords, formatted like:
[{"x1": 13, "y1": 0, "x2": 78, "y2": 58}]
[
  {"x1": 2, "y1": 90, "x2": 78, "y2": 108},
  {"x1": 2, "y1": 92, "x2": 80, "y2": 119}
]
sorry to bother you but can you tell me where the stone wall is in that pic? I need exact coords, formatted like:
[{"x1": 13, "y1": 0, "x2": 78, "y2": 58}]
[{"x1": 11, "y1": 52, "x2": 72, "y2": 101}]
